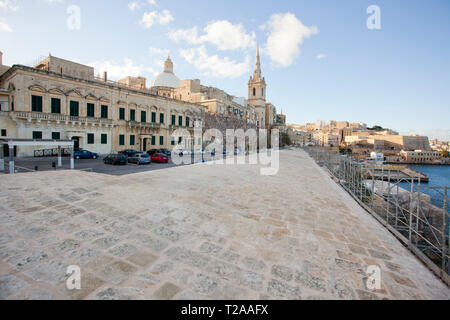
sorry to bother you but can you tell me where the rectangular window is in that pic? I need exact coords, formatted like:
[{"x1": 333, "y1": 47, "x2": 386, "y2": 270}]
[
  {"x1": 178, "y1": 137, "x2": 182, "y2": 144},
  {"x1": 130, "y1": 109, "x2": 136, "y2": 121},
  {"x1": 31, "y1": 95, "x2": 43, "y2": 112},
  {"x1": 160, "y1": 113, "x2": 164, "y2": 124},
  {"x1": 87, "y1": 133, "x2": 94, "y2": 144},
  {"x1": 1, "y1": 129, "x2": 6, "y2": 137},
  {"x1": 70, "y1": 101, "x2": 79, "y2": 117},
  {"x1": 151, "y1": 112, "x2": 156, "y2": 123},
  {"x1": 119, "y1": 134, "x2": 125, "y2": 146},
  {"x1": 119, "y1": 108, "x2": 125, "y2": 120},
  {"x1": 141, "y1": 111, "x2": 146, "y2": 123},
  {"x1": 151, "y1": 136, "x2": 156, "y2": 145},
  {"x1": 160, "y1": 136, "x2": 164, "y2": 145},
  {"x1": 171, "y1": 115, "x2": 176, "y2": 125},
  {"x1": 178, "y1": 116, "x2": 183, "y2": 126},
  {"x1": 101, "y1": 134, "x2": 107, "y2": 144},
  {"x1": 101, "y1": 105, "x2": 108, "y2": 119},
  {"x1": 32, "y1": 131, "x2": 42, "y2": 139},
  {"x1": 87, "y1": 103, "x2": 95, "y2": 117},
  {"x1": 171, "y1": 137, "x2": 175, "y2": 145},
  {"x1": 52, "y1": 132, "x2": 60, "y2": 140},
  {"x1": 51, "y1": 98, "x2": 61, "y2": 114},
  {"x1": 130, "y1": 135, "x2": 135, "y2": 146},
  {"x1": 186, "y1": 117, "x2": 190, "y2": 127}
]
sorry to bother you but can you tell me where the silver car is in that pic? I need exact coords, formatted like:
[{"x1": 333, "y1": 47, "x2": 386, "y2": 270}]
[{"x1": 127, "y1": 152, "x2": 151, "y2": 165}]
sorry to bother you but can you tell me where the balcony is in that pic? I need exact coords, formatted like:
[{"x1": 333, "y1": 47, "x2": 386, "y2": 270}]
[
  {"x1": 127, "y1": 121, "x2": 162, "y2": 129},
  {"x1": 7, "y1": 111, "x2": 114, "y2": 126}
]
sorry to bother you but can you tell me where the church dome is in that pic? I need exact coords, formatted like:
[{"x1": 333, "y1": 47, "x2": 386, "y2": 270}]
[{"x1": 151, "y1": 56, "x2": 180, "y2": 88}]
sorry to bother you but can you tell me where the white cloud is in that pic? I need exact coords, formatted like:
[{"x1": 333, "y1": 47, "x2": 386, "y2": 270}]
[
  {"x1": 128, "y1": 2, "x2": 140, "y2": 11},
  {"x1": 149, "y1": 47, "x2": 169, "y2": 57},
  {"x1": 169, "y1": 20, "x2": 255, "y2": 51},
  {"x1": 0, "y1": 0, "x2": 19, "y2": 11},
  {"x1": 0, "y1": 20, "x2": 12, "y2": 32},
  {"x1": 148, "y1": 0, "x2": 157, "y2": 5},
  {"x1": 140, "y1": 10, "x2": 173, "y2": 28},
  {"x1": 148, "y1": 47, "x2": 170, "y2": 68},
  {"x1": 41, "y1": 0, "x2": 64, "y2": 3},
  {"x1": 179, "y1": 46, "x2": 250, "y2": 79},
  {"x1": 316, "y1": 53, "x2": 326, "y2": 60},
  {"x1": 262, "y1": 12, "x2": 318, "y2": 67},
  {"x1": 88, "y1": 58, "x2": 154, "y2": 80}
]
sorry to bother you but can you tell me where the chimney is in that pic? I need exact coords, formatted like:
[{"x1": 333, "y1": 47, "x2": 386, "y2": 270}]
[
  {"x1": 0, "y1": 51, "x2": 3, "y2": 66},
  {"x1": 103, "y1": 71, "x2": 107, "y2": 82}
]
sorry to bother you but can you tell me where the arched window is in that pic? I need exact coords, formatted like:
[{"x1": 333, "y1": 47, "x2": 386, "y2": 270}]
[{"x1": 253, "y1": 88, "x2": 256, "y2": 96}]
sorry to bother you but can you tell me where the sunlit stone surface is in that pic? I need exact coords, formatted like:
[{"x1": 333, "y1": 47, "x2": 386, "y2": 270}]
[{"x1": 0, "y1": 150, "x2": 448, "y2": 300}]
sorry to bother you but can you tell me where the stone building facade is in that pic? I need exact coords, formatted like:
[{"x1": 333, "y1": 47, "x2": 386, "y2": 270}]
[
  {"x1": 0, "y1": 55, "x2": 205, "y2": 157},
  {"x1": 150, "y1": 48, "x2": 281, "y2": 131}
]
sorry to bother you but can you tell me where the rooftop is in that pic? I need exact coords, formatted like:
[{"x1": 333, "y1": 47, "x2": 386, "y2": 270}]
[{"x1": 0, "y1": 150, "x2": 448, "y2": 299}]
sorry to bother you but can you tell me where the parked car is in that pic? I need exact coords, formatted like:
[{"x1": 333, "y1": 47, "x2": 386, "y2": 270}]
[
  {"x1": 150, "y1": 153, "x2": 169, "y2": 163},
  {"x1": 119, "y1": 149, "x2": 139, "y2": 157},
  {"x1": 147, "y1": 149, "x2": 164, "y2": 156},
  {"x1": 128, "y1": 153, "x2": 151, "y2": 165},
  {"x1": 103, "y1": 154, "x2": 127, "y2": 165},
  {"x1": 160, "y1": 148, "x2": 172, "y2": 157},
  {"x1": 74, "y1": 150, "x2": 99, "y2": 159}
]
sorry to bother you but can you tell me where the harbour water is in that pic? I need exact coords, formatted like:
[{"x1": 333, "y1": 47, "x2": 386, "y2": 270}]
[{"x1": 398, "y1": 164, "x2": 450, "y2": 212}]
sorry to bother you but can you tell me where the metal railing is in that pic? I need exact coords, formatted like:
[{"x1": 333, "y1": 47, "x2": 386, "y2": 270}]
[
  {"x1": 34, "y1": 148, "x2": 72, "y2": 157},
  {"x1": 304, "y1": 147, "x2": 449, "y2": 286}
]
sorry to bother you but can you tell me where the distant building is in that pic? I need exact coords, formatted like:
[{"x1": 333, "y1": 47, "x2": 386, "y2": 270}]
[{"x1": 400, "y1": 150, "x2": 442, "y2": 164}]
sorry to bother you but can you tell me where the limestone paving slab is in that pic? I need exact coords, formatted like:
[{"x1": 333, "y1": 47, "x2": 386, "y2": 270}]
[{"x1": 0, "y1": 150, "x2": 449, "y2": 300}]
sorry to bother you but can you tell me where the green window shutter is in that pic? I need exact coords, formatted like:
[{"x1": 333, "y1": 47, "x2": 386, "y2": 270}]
[
  {"x1": 51, "y1": 98, "x2": 61, "y2": 114},
  {"x1": 171, "y1": 137, "x2": 175, "y2": 145},
  {"x1": 141, "y1": 111, "x2": 146, "y2": 123},
  {"x1": 119, "y1": 135, "x2": 125, "y2": 146},
  {"x1": 101, "y1": 105, "x2": 108, "y2": 119},
  {"x1": 87, "y1": 133, "x2": 94, "y2": 144},
  {"x1": 171, "y1": 115, "x2": 176, "y2": 125},
  {"x1": 119, "y1": 108, "x2": 125, "y2": 120},
  {"x1": 151, "y1": 136, "x2": 156, "y2": 145},
  {"x1": 152, "y1": 112, "x2": 156, "y2": 123},
  {"x1": 160, "y1": 113, "x2": 164, "y2": 123},
  {"x1": 186, "y1": 117, "x2": 190, "y2": 127},
  {"x1": 101, "y1": 134, "x2": 107, "y2": 144},
  {"x1": 52, "y1": 132, "x2": 60, "y2": 140},
  {"x1": 178, "y1": 137, "x2": 182, "y2": 144},
  {"x1": 32, "y1": 95, "x2": 43, "y2": 112},
  {"x1": 87, "y1": 103, "x2": 95, "y2": 117},
  {"x1": 32, "y1": 131, "x2": 42, "y2": 139},
  {"x1": 130, "y1": 135, "x2": 135, "y2": 145},
  {"x1": 159, "y1": 136, "x2": 164, "y2": 145},
  {"x1": 70, "y1": 101, "x2": 79, "y2": 117},
  {"x1": 178, "y1": 116, "x2": 182, "y2": 126},
  {"x1": 130, "y1": 110, "x2": 136, "y2": 121}
]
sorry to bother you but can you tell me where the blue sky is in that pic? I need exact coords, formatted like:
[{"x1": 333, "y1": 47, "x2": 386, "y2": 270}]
[{"x1": 1, "y1": 0, "x2": 449, "y2": 140}]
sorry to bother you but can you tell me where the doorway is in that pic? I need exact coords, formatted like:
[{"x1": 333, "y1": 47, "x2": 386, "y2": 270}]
[
  {"x1": 72, "y1": 137, "x2": 80, "y2": 151},
  {"x1": 143, "y1": 138, "x2": 148, "y2": 152},
  {"x1": 3, "y1": 145, "x2": 17, "y2": 157}
]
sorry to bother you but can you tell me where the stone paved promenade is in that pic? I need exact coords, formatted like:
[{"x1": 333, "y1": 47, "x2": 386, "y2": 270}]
[{"x1": 0, "y1": 150, "x2": 449, "y2": 300}]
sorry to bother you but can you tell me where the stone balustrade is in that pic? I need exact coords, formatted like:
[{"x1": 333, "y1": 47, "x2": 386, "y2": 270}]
[{"x1": 6, "y1": 111, "x2": 114, "y2": 126}]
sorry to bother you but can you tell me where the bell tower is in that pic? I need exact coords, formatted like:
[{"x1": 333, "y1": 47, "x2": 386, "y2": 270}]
[{"x1": 248, "y1": 46, "x2": 267, "y2": 128}]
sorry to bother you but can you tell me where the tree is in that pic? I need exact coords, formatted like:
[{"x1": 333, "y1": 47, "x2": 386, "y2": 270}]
[
  {"x1": 367, "y1": 125, "x2": 384, "y2": 131},
  {"x1": 440, "y1": 150, "x2": 449, "y2": 158},
  {"x1": 280, "y1": 132, "x2": 292, "y2": 147}
]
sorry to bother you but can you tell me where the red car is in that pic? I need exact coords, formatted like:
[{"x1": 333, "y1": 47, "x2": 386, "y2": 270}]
[{"x1": 150, "y1": 153, "x2": 169, "y2": 163}]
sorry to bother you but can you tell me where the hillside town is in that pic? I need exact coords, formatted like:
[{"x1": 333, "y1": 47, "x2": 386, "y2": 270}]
[{"x1": 287, "y1": 121, "x2": 450, "y2": 165}]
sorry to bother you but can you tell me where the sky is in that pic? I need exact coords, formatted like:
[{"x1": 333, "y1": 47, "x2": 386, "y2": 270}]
[{"x1": 1, "y1": 0, "x2": 449, "y2": 140}]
